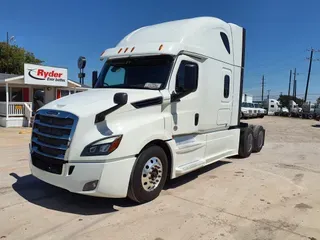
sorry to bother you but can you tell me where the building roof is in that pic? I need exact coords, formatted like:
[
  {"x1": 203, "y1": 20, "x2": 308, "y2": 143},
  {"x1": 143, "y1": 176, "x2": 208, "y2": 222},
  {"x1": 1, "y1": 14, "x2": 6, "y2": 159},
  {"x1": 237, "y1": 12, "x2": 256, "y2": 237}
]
[{"x1": 0, "y1": 73, "x2": 20, "y2": 81}]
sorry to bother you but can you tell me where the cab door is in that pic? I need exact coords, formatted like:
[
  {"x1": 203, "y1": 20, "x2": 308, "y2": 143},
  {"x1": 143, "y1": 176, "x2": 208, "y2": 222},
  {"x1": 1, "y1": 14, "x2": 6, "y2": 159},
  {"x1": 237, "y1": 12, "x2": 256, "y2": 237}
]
[{"x1": 167, "y1": 55, "x2": 201, "y2": 136}]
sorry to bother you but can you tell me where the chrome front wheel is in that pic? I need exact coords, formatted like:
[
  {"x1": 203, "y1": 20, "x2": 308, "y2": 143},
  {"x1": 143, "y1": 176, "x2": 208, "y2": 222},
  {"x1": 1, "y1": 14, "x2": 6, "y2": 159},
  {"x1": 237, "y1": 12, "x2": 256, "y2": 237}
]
[{"x1": 141, "y1": 157, "x2": 163, "y2": 192}]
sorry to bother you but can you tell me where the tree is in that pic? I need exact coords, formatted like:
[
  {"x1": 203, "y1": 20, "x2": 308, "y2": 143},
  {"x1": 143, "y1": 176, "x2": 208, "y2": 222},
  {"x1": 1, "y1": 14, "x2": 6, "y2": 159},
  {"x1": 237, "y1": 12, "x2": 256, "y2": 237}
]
[
  {"x1": 278, "y1": 95, "x2": 304, "y2": 107},
  {"x1": 317, "y1": 97, "x2": 320, "y2": 104},
  {"x1": 0, "y1": 42, "x2": 44, "y2": 75}
]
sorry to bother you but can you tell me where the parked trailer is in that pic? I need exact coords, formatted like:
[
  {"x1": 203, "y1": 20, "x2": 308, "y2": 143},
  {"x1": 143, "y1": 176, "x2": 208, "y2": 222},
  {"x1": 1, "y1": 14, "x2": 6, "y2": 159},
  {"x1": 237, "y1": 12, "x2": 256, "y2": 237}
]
[
  {"x1": 301, "y1": 102, "x2": 320, "y2": 120},
  {"x1": 29, "y1": 17, "x2": 266, "y2": 203}
]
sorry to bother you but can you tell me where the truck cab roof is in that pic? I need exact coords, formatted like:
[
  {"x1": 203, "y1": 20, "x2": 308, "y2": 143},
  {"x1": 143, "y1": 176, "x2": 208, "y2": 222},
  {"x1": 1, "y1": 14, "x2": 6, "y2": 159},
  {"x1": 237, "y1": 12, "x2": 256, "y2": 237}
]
[{"x1": 101, "y1": 17, "x2": 243, "y2": 67}]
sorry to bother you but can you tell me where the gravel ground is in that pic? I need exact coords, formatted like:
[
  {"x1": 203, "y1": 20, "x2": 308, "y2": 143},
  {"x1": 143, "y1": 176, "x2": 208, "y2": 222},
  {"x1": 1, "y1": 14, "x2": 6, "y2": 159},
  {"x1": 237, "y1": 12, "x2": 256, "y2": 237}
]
[{"x1": 0, "y1": 116, "x2": 320, "y2": 240}]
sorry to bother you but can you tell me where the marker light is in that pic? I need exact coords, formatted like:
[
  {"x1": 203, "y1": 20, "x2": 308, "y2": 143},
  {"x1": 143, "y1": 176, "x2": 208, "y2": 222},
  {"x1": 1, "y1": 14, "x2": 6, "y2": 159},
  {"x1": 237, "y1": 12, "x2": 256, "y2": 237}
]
[
  {"x1": 124, "y1": 47, "x2": 129, "y2": 53},
  {"x1": 118, "y1": 48, "x2": 123, "y2": 54},
  {"x1": 159, "y1": 44, "x2": 163, "y2": 51},
  {"x1": 131, "y1": 47, "x2": 135, "y2": 52}
]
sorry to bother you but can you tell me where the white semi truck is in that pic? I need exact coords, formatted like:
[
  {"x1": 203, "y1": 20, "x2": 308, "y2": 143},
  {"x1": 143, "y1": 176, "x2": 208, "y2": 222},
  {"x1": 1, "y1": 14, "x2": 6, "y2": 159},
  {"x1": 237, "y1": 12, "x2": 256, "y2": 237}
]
[{"x1": 29, "y1": 17, "x2": 265, "y2": 203}]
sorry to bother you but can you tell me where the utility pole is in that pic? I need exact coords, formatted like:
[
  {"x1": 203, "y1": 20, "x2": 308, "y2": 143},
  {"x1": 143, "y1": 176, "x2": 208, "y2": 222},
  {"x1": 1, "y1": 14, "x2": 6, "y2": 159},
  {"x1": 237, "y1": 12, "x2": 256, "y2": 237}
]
[
  {"x1": 6, "y1": 32, "x2": 9, "y2": 73},
  {"x1": 267, "y1": 89, "x2": 271, "y2": 100},
  {"x1": 288, "y1": 70, "x2": 292, "y2": 96},
  {"x1": 293, "y1": 68, "x2": 297, "y2": 99},
  {"x1": 304, "y1": 48, "x2": 320, "y2": 102},
  {"x1": 294, "y1": 80, "x2": 297, "y2": 98},
  {"x1": 261, "y1": 75, "x2": 265, "y2": 103}
]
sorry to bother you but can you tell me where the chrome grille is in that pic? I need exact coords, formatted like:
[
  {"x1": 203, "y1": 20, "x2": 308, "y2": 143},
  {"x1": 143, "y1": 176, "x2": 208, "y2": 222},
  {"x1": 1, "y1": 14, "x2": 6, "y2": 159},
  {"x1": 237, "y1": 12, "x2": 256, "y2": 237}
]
[{"x1": 31, "y1": 110, "x2": 78, "y2": 175}]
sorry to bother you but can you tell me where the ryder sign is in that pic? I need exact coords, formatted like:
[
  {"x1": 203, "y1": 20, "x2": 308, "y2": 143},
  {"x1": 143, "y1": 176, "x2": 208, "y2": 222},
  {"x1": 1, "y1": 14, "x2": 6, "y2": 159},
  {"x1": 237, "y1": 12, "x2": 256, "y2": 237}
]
[{"x1": 24, "y1": 64, "x2": 68, "y2": 87}]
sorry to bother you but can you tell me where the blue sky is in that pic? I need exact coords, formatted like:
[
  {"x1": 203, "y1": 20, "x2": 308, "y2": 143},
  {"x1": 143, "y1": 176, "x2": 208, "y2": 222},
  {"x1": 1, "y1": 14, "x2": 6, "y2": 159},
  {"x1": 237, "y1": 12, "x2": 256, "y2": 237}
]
[{"x1": 1, "y1": 0, "x2": 320, "y2": 101}]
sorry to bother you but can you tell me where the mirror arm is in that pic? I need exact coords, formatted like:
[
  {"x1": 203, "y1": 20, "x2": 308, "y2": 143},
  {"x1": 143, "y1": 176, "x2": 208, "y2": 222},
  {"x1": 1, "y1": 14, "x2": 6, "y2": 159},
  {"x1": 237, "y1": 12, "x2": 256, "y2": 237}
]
[{"x1": 170, "y1": 90, "x2": 192, "y2": 102}]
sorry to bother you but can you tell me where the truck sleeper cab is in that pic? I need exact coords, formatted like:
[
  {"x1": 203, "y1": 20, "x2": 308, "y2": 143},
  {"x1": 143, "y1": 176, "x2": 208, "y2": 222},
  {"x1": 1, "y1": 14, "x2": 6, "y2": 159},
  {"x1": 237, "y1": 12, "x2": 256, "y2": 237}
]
[{"x1": 29, "y1": 17, "x2": 265, "y2": 203}]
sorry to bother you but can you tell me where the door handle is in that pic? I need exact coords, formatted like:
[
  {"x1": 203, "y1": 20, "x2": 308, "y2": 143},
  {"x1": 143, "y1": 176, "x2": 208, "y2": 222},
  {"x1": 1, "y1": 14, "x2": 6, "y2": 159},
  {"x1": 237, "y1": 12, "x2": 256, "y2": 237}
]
[{"x1": 194, "y1": 113, "x2": 199, "y2": 126}]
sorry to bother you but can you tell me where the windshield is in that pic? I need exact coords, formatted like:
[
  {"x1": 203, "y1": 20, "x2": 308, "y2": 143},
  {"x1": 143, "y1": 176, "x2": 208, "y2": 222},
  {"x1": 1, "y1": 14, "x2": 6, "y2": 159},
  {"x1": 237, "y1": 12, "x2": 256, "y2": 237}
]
[
  {"x1": 94, "y1": 55, "x2": 174, "y2": 90},
  {"x1": 247, "y1": 103, "x2": 254, "y2": 108},
  {"x1": 241, "y1": 102, "x2": 249, "y2": 107},
  {"x1": 253, "y1": 103, "x2": 259, "y2": 108}
]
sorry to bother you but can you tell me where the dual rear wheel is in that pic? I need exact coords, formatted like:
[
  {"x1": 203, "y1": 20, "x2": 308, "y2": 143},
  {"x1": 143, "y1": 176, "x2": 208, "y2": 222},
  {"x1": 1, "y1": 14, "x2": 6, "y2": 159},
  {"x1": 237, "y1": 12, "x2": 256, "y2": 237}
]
[{"x1": 238, "y1": 125, "x2": 265, "y2": 158}]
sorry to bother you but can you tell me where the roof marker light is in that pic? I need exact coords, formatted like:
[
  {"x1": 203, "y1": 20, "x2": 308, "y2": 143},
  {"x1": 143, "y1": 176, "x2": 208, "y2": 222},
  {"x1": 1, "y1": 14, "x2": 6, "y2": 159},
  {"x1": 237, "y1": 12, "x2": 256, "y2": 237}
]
[
  {"x1": 124, "y1": 47, "x2": 129, "y2": 53},
  {"x1": 159, "y1": 44, "x2": 163, "y2": 51},
  {"x1": 118, "y1": 48, "x2": 122, "y2": 54},
  {"x1": 131, "y1": 47, "x2": 135, "y2": 52},
  {"x1": 100, "y1": 50, "x2": 105, "y2": 57}
]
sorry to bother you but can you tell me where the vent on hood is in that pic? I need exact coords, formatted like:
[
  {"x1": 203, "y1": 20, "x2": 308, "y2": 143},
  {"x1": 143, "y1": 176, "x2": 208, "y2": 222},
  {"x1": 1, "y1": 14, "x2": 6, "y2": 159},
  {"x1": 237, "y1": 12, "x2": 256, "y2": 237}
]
[{"x1": 131, "y1": 96, "x2": 163, "y2": 109}]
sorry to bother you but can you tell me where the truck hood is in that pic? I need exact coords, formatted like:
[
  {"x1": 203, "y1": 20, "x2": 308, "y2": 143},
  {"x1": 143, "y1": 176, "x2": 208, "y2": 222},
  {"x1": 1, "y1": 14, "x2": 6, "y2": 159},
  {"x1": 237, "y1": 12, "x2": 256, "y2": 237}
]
[{"x1": 41, "y1": 88, "x2": 163, "y2": 117}]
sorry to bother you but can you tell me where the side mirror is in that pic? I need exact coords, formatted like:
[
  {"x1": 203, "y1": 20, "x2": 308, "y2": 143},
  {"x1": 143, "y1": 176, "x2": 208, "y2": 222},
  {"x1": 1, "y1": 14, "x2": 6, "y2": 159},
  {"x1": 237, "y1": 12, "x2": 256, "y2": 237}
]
[
  {"x1": 114, "y1": 92, "x2": 128, "y2": 106},
  {"x1": 92, "y1": 71, "x2": 98, "y2": 88},
  {"x1": 172, "y1": 63, "x2": 198, "y2": 102},
  {"x1": 183, "y1": 64, "x2": 198, "y2": 92}
]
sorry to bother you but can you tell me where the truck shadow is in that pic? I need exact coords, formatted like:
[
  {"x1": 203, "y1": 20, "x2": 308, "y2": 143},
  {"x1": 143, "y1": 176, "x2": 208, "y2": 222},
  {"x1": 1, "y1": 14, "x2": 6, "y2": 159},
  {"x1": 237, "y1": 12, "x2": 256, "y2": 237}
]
[
  {"x1": 9, "y1": 173, "x2": 135, "y2": 216},
  {"x1": 164, "y1": 160, "x2": 231, "y2": 190},
  {"x1": 10, "y1": 161, "x2": 230, "y2": 214},
  {"x1": 311, "y1": 124, "x2": 320, "y2": 128}
]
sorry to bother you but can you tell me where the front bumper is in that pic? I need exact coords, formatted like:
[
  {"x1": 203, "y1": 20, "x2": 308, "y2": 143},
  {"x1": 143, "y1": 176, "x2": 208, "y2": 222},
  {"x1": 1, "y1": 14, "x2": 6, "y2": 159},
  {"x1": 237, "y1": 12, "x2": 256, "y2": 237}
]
[{"x1": 29, "y1": 156, "x2": 136, "y2": 198}]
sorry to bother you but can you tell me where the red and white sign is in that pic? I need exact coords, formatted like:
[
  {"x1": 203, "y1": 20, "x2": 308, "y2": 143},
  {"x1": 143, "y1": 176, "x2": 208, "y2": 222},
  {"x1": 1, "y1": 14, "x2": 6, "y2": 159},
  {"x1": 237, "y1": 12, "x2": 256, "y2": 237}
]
[{"x1": 24, "y1": 63, "x2": 68, "y2": 87}]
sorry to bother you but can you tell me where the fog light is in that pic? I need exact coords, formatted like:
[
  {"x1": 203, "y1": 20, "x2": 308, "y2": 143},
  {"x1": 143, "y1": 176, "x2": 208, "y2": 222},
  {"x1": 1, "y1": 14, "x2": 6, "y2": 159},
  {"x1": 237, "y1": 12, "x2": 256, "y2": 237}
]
[{"x1": 82, "y1": 180, "x2": 99, "y2": 191}]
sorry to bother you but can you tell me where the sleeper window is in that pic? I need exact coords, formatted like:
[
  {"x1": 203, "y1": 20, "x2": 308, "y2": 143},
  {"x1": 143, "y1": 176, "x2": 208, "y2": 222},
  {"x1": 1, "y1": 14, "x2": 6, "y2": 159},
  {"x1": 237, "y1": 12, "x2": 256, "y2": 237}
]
[{"x1": 220, "y1": 32, "x2": 230, "y2": 54}]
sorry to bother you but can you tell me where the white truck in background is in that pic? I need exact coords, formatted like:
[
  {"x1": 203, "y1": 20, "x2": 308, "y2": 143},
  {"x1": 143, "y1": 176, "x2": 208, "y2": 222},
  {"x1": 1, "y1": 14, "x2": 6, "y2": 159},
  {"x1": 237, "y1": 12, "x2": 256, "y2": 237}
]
[
  {"x1": 29, "y1": 17, "x2": 266, "y2": 203},
  {"x1": 301, "y1": 102, "x2": 320, "y2": 120},
  {"x1": 241, "y1": 102, "x2": 253, "y2": 119},
  {"x1": 288, "y1": 100, "x2": 302, "y2": 118},
  {"x1": 253, "y1": 103, "x2": 267, "y2": 118},
  {"x1": 264, "y1": 99, "x2": 281, "y2": 115}
]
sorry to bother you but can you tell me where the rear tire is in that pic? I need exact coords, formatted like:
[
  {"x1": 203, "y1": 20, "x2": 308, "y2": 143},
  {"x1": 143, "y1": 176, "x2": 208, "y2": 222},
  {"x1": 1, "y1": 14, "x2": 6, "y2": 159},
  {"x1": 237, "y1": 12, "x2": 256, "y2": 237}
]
[
  {"x1": 128, "y1": 145, "x2": 168, "y2": 203},
  {"x1": 252, "y1": 125, "x2": 265, "y2": 153},
  {"x1": 238, "y1": 127, "x2": 254, "y2": 158}
]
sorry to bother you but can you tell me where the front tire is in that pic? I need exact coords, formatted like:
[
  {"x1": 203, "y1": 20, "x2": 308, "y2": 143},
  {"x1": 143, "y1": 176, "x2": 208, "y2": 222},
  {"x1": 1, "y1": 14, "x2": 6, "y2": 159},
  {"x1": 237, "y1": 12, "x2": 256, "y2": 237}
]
[{"x1": 128, "y1": 145, "x2": 168, "y2": 203}]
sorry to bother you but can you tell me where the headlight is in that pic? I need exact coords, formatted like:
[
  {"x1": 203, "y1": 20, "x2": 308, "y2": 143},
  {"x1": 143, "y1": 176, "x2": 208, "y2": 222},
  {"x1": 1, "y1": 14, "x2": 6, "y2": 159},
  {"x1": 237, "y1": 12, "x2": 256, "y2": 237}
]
[{"x1": 81, "y1": 135, "x2": 122, "y2": 156}]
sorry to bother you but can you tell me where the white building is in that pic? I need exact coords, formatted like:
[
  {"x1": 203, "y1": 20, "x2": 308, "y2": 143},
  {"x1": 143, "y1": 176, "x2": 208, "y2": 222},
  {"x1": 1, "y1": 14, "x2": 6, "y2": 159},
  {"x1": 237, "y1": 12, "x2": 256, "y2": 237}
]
[
  {"x1": 242, "y1": 93, "x2": 253, "y2": 103},
  {"x1": 0, "y1": 69, "x2": 90, "y2": 127}
]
